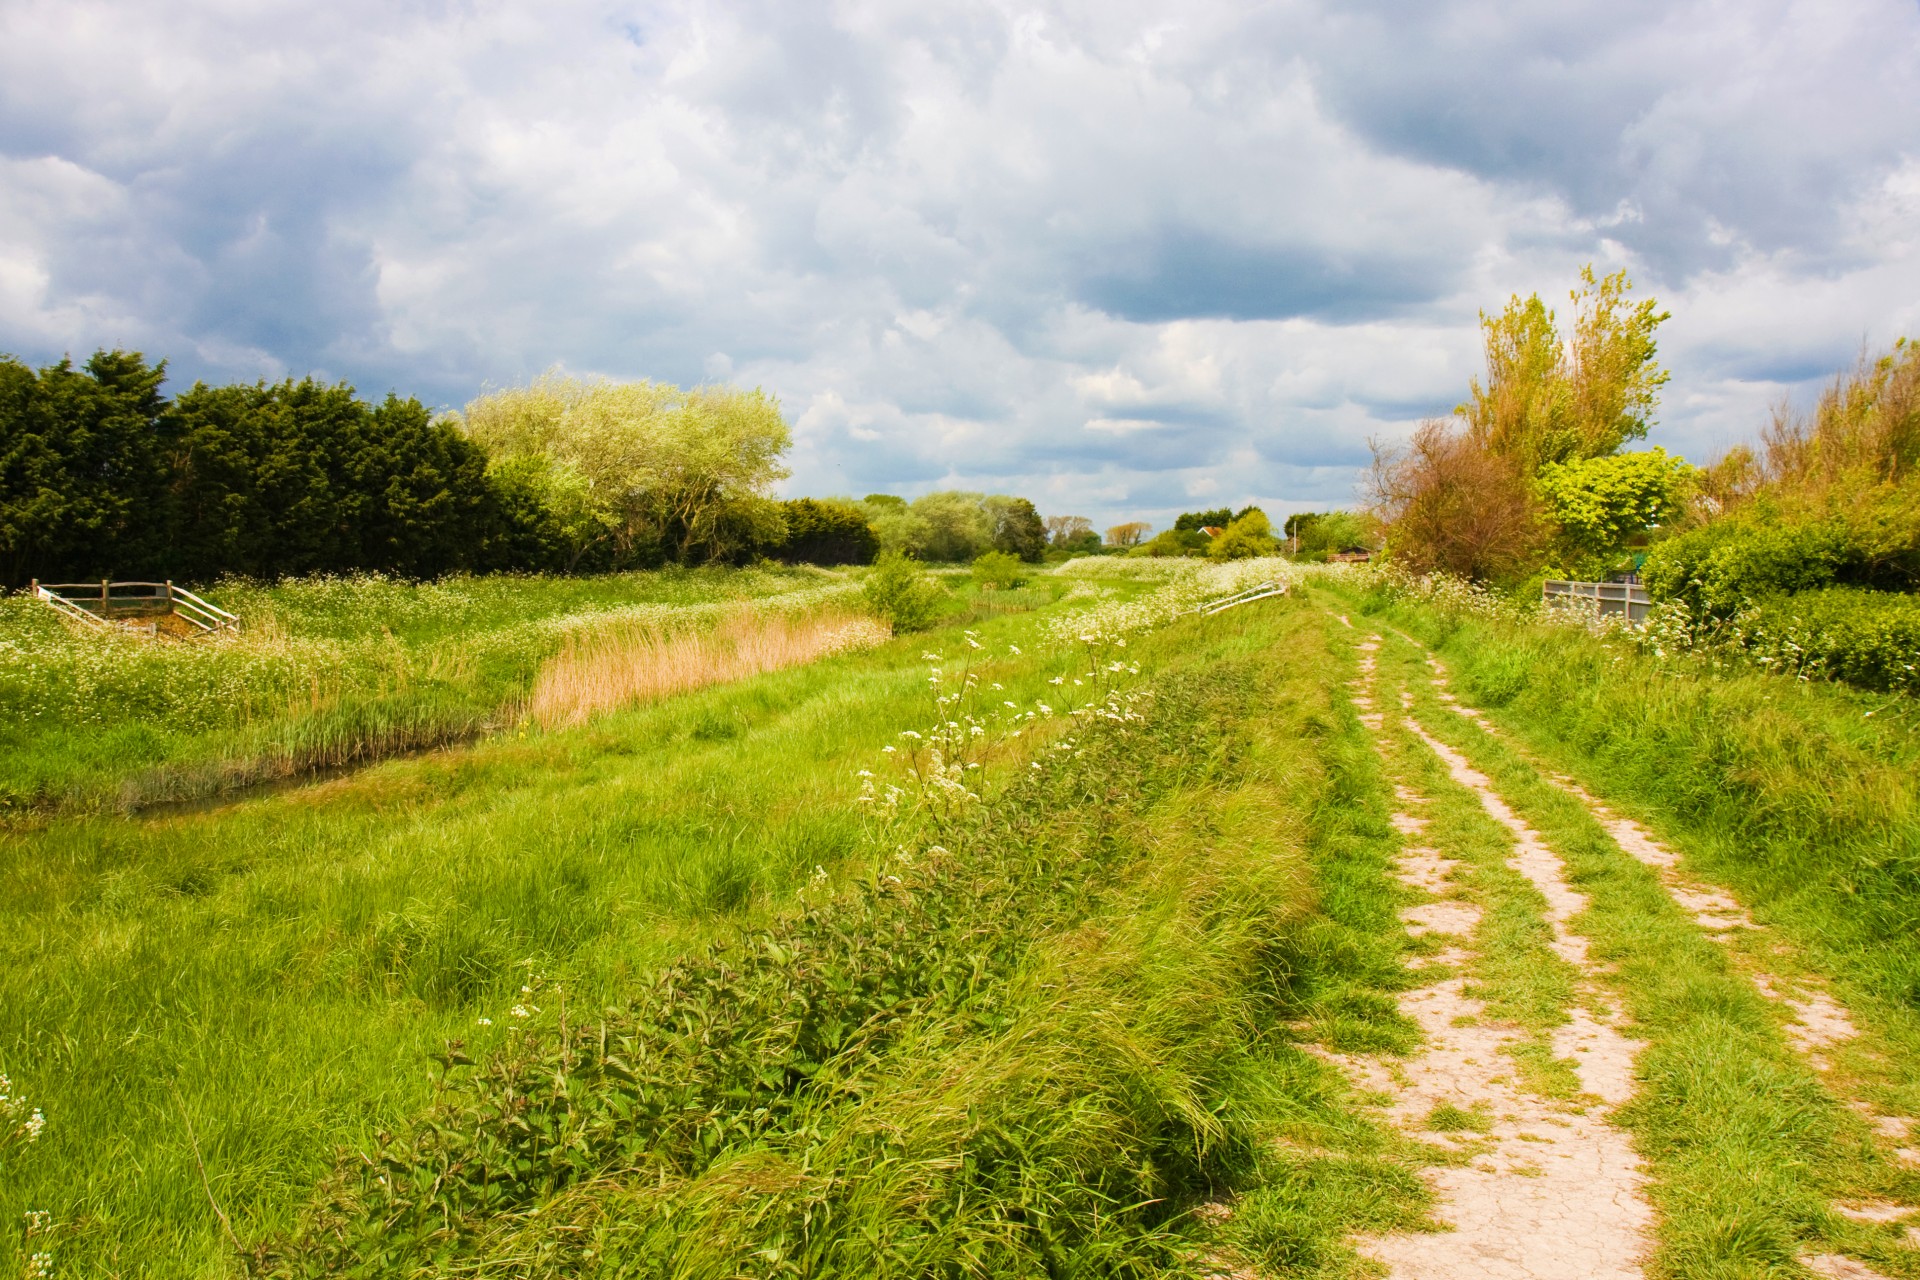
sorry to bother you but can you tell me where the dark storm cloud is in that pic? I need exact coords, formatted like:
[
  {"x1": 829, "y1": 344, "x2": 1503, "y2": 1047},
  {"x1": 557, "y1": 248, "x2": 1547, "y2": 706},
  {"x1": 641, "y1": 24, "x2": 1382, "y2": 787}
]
[{"x1": 1079, "y1": 231, "x2": 1454, "y2": 324}]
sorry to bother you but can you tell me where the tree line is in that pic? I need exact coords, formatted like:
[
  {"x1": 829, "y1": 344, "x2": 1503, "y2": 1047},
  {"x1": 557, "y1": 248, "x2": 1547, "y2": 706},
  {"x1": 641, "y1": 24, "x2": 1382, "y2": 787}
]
[{"x1": 0, "y1": 355, "x2": 1061, "y2": 588}]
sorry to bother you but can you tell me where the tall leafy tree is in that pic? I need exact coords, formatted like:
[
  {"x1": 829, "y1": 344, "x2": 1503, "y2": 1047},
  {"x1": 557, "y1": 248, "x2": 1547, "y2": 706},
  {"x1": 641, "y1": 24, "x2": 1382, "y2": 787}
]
[
  {"x1": 0, "y1": 350, "x2": 169, "y2": 585},
  {"x1": 1462, "y1": 266, "x2": 1669, "y2": 475},
  {"x1": 983, "y1": 494, "x2": 1046, "y2": 562}
]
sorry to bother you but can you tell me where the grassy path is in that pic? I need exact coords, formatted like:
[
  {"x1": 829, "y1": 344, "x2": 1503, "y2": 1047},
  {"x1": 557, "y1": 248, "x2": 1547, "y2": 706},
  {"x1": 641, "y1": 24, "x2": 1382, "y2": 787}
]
[
  {"x1": 1322, "y1": 596, "x2": 1920, "y2": 1280},
  {"x1": 1316, "y1": 623, "x2": 1655, "y2": 1279}
]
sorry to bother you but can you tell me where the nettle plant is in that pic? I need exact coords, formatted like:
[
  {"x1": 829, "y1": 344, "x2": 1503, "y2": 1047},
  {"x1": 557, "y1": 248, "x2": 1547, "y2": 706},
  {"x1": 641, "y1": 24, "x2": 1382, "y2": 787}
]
[{"x1": 858, "y1": 627, "x2": 1145, "y2": 838}]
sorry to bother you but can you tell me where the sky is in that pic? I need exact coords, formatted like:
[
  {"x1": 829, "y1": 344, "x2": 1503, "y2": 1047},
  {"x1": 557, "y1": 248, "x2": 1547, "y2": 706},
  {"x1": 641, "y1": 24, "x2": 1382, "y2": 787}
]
[{"x1": 2, "y1": 0, "x2": 1917, "y2": 532}]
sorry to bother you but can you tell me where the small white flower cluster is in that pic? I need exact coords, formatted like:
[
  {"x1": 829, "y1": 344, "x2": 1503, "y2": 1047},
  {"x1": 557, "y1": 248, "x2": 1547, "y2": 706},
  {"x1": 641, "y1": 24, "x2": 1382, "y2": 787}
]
[{"x1": 1, "y1": 1073, "x2": 45, "y2": 1150}]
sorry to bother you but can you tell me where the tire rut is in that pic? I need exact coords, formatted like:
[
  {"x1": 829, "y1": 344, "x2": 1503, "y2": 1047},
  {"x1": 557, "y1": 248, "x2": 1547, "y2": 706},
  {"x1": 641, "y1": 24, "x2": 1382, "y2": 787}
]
[
  {"x1": 1400, "y1": 632, "x2": 1920, "y2": 1273},
  {"x1": 1325, "y1": 632, "x2": 1656, "y2": 1280}
]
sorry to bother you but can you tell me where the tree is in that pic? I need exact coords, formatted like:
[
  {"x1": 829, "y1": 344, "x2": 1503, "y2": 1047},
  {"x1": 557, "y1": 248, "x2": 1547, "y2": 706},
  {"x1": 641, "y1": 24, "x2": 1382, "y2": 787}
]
[
  {"x1": 858, "y1": 496, "x2": 932, "y2": 558},
  {"x1": 983, "y1": 494, "x2": 1047, "y2": 561},
  {"x1": 910, "y1": 491, "x2": 994, "y2": 562},
  {"x1": 0, "y1": 350, "x2": 171, "y2": 585},
  {"x1": 461, "y1": 373, "x2": 792, "y2": 567},
  {"x1": 1537, "y1": 448, "x2": 1692, "y2": 573},
  {"x1": 1207, "y1": 509, "x2": 1280, "y2": 561},
  {"x1": 1132, "y1": 528, "x2": 1208, "y2": 557},
  {"x1": 1369, "y1": 419, "x2": 1541, "y2": 581},
  {"x1": 774, "y1": 498, "x2": 878, "y2": 565},
  {"x1": 1462, "y1": 266, "x2": 1670, "y2": 475},
  {"x1": 1106, "y1": 521, "x2": 1150, "y2": 547},
  {"x1": 1045, "y1": 514, "x2": 1093, "y2": 546},
  {"x1": 1174, "y1": 507, "x2": 1231, "y2": 532}
]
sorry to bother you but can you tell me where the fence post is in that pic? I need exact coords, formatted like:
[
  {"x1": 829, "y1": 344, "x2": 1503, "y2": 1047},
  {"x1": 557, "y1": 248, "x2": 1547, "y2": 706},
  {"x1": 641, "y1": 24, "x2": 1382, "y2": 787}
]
[{"x1": 102, "y1": 579, "x2": 110, "y2": 612}]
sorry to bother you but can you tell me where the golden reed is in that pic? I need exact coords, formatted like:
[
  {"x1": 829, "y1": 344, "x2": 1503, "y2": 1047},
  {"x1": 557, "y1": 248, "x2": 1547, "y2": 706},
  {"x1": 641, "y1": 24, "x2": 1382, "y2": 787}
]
[{"x1": 528, "y1": 608, "x2": 891, "y2": 729}]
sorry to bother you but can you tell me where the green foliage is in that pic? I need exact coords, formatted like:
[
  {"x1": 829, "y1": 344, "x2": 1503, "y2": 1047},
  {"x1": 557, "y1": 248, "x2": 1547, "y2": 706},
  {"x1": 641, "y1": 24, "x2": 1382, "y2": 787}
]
[
  {"x1": 1730, "y1": 587, "x2": 1920, "y2": 693},
  {"x1": 1537, "y1": 447, "x2": 1692, "y2": 573},
  {"x1": 910, "y1": 490, "x2": 994, "y2": 562},
  {"x1": 861, "y1": 551, "x2": 945, "y2": 631},
  {"x1": 969, "y1": 549, "x2": 1028, "y2": 588},
  {"x1": 0, "y1": 353, "x2": 546, "y2": 586},
  {"x1": 982, "y1": 494, "x2": 1047, "y2": 561},
  {"x1": 1288, "y1": 510, "x2": 1374, "y2": 556},
  {"x1": 1174, "y1": 507, "x2": 1231, "y2": 532},
  {"x1": 1643, "y1": 517, "x2": 1854, "y2": 615},
  {"x1": 0, "y1": 351, "x2": 171, "y2": 584},
  {"x1": 1462, "y1": 265, "x2": 1670, "y2": 474},
  {"x1": 461, "y1": 374, "x2": 792, "y2": 567},
  {"x1": 1132, "y1": 528, "x2": 1209, "y2": 557},
  {"x1": 771, "y1": 498, "x2": 878, "y2": 566},
  {"x1": 1208, "y1": 509, "x2": 1281, "y2": 561}
]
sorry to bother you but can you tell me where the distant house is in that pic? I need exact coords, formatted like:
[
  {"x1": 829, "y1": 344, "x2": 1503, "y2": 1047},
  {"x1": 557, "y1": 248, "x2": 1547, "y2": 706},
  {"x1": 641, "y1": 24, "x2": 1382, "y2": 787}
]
[
  {"x1": 1328, "y1": 547, "x2": 1373, "y2": 564},
  {"x1": 1199, "y1": 526, "x2": 1226, "y2": 538}
]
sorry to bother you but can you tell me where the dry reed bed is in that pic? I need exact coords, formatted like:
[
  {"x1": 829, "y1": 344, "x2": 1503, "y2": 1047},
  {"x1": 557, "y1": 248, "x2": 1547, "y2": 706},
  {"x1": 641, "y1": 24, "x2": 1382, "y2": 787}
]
[{"x1": 529, "y1": 608, "x2": 891, "y2": 728}]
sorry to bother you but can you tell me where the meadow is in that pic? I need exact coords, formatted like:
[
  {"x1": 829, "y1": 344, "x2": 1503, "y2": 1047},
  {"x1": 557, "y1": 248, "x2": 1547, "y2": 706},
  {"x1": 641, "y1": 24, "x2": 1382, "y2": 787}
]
[
  {"x1": 6, "y1": 558, "x2": 1920, "y2": 1278},
  {"x1": 0, "y1": 567, "x2": 878, "y2": 815}
]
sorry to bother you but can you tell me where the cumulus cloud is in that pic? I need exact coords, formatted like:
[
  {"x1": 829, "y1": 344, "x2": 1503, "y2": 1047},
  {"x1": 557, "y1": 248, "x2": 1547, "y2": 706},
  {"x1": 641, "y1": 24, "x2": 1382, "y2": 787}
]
[{"x1": 1, "y1": 0, "x2": 1917, "y2": 529}]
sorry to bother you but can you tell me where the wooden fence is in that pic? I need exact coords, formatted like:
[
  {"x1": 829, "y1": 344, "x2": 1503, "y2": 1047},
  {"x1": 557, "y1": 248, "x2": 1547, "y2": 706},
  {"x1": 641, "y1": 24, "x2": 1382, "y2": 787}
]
[
  {"x1": 1542, "y1": 579, "x2": 1652, "y2": 623},
  {"x1": 31, "y1": 580, "x2": 240, "y2": 637}
]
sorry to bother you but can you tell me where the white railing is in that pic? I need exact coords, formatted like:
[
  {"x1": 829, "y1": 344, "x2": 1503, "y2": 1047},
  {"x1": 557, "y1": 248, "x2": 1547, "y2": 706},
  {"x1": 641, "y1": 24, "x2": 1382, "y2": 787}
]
[
  {"x1": 168, "y1": 584, "x2": 240, "y2": 634},
  {"x1": 1190, "y1": 581, "x2": 1289, "y2": 617},
  {"x1": 1542, "y1": 579, "x2": 1651, "y2": 623},
  {"x1": 31, "y1": 579, "x2": 240, "y2": 638}
]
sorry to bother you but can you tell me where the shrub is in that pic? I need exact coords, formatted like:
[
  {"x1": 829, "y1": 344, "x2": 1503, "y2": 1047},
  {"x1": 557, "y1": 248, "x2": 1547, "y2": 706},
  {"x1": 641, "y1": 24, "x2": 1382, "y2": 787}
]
[
  {"x1": 1132, "y1": 529, "x2": 1208, "y2": 558},
  {"x1": 1643, "y1": 518, "x2": 1851, "y2": 615},
  {"x1": 862, "y1": 551, "x2": 945, "y2": 631},
  {"x1": 1731, "y1": 587, "x2": 1920, "y2": 693},
  {"x1": 969, "y1": 550, "x2": 1027, "y2": 589},
  {"x1": 1208, "y1": 510, "x2": 1281, "y2": 561}
]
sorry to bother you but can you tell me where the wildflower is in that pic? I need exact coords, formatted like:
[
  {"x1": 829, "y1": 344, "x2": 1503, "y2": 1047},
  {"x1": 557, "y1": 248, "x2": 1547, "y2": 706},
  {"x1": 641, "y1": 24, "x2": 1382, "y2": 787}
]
[
  {"x1": 25, "y1": 1109, "x2": 44, "y2": 1142},
  {"x1": 476, "y1": 1017, "x2": 493, "y2": 1027},
  {"x1": 882, "y1": 744, "x2": 896, "y2": 753},
  {"x1": 511, "y1": 1005, "x2": 531, "y2": 1019},
  {"x1": 967, "y1": 637, "x2": 982, "y2": 650},
  {"x1": 927, "y1": 845, "x2": 950, "y2": 856},
  {"x1": 1009, "y1": 644, "x2": 1021, "y2": 654},
  {"x1": 1049, "y1": 675, "x2": 1065, "y2": 685},
  {"x1": 922, "y1": 652, "x2": 941, "y2": 661},
  {"x1": 1038, "y1": 703, "x2": 1053, "y2": 715},
  {"x1": 1004, "y1": 700, "x2": 1018, "y2": 709},
  {"x1": 856, "y1": 769, "x2": 874, "y2": 778},
  {"x1": 992, "y1": 682, "x2": 1004, "y2": 690},
  {"x1": 899, "y1": 730, "x2": 922, "y2": 739}
]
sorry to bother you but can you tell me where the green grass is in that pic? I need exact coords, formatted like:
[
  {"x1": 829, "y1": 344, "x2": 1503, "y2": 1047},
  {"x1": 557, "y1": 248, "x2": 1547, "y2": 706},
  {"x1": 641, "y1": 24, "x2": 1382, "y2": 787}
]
[
  {"x1": 0, "y1": 566, "x2": 873, "y2": 815},
  {"x1": 1359, "y1": 637, "x2": 1585, "y2": 1101},
  {"x1": 0, "y1": 570, "x2": 1423, "y2": 1278},
  {"x1": 1359, "y1": 589, "x2": 1920, "y2": 1128},
  {"x1": 1345, "y1": 593, "x2": 1920, "y2": 1278}
]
